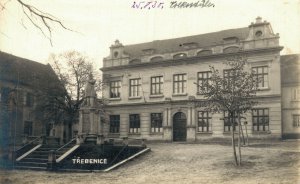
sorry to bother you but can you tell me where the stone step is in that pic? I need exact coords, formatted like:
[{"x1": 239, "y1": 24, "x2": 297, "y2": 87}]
[
  {"x1": 33, "y1": 151, "x2": 52, "y2": 154},
  {"x1": 25, "y1": 154, "x2": 48, "y2": 159},
  {"x1": 29, "y1": 152, "x2": 49, "y2": 157},
  {"x1": 14, "y1": 166, "x2": 47, "y2": 171},
  {"x1": 38, "y1": 147, "x2": 61, "y2": 150},
  {"x1": 14, "y1": 142, "x2": 77, "y2": 171},
  {"x1": 16, "y1": 161, "x2": 47, "y2": 168},
  {"x1": 21, "y1": 158, "x2": 48, "y2": 163}
]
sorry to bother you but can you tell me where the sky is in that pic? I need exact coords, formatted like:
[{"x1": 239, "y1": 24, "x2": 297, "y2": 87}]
[{"x1": 0, "y1": 0, "x2": 299, "y2": 69}]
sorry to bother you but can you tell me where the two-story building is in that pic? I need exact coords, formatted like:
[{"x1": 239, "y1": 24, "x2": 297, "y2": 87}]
[{"x1": 101, "y1": 17, "x2": 283, "y2": 142}]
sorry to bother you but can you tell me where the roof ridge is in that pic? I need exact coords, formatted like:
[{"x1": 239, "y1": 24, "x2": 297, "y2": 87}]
[
  {"x1": 124, "y1": 27, "x2": 248, "y2": 47},
  {"x1": 0, "y1": 51, "x2": 46, "y2": 66}
]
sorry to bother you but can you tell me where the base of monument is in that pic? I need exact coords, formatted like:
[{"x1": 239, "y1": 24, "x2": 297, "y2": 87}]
[
  {"x1": 57, "y1": 144, "x2": 150, "y2": 171},
  {"x1": 45, "y1": 137, "x2": 60, "y2": 145},
  {"x1": 85, "y1": 134, "x2": 97, "y2": 145}
]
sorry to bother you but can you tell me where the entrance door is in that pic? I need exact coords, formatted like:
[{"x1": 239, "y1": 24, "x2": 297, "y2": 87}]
[{"x1": 173, "y1": 112, "x2": 187, "y2": 141}]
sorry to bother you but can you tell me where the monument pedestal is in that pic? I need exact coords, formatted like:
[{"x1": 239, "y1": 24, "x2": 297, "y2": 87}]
[
  {"x1": 85, "y1": 134, "x2": 97, "y2": 145},
  {"x1": 77, "y1": 74, "x2": 105, "y2": 145}
]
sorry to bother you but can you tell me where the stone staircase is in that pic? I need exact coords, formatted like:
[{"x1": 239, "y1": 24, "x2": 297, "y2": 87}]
[{"x1": 15, "y1": 140, "x2": 76, "y2": 171}]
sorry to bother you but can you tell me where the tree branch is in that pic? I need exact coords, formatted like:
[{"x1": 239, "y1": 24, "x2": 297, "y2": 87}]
[{"x1": 16, "y1": 0, "x2": 73, "y2": 45}]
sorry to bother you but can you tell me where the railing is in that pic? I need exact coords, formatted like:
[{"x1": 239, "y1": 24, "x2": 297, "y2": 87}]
[
  {"x1": 108, "y1": 144, "x2": 128, "y2": 166},
  {"x1": 56, "y1": 138, "x2": 76, "y2": 152},
  {"x1": 16, "y1": 136, "x2": 42, "y2": 152},
  {"x1": 106, "y1": 137, "x2": 146, "y2": 147},
  {"x1": 14, "y1": 136, "x2": 43, "y2": 158}
]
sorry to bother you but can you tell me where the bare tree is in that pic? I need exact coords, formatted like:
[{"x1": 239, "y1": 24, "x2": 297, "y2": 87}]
[
  {"x1": 34, "y1": 51, "x2": 103, "y2": 139},
  {"x1": 0, "y1": 0, "x2": 73, "y2": 45},
  {"x1": 196, "y1": 55, "x2": 258, "y2": 166}
]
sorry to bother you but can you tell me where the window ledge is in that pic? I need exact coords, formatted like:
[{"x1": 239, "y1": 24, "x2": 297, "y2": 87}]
[
  {"x1": 129, "y1": 96, "x2": 142, "y2": 100},
  {"x1": 257, "y1": 87, "x2": 270, "y2": 91},
  {"x1": 149, "y1": 94, "x2": 164, "y2": 98},
  {"x1": 252, "y1": 131, "x2": 271, "y2": 134},
  {"x1": 196, "y1": 132, "x2": 213, "y2": 134},
  {"x1": 223, "y1": 132, "x2": 239, "y2": 135},
  {"x1": 150, "y1": 132, "x2": 163, "y2": 135},
  {"x1": 172, "y1": 93, "x2": 188, "y2": 97},
  {"x1": 109, "y1": 97, "x2": 121, "y2": 101},
  {"x1": 128, "y1": 133, "x2": 141, "y2": 135}
]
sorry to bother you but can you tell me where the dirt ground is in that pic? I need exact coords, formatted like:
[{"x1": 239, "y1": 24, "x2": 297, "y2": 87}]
[{"x1": 0, "y1": 140, "x2": 299, "y2": 184}]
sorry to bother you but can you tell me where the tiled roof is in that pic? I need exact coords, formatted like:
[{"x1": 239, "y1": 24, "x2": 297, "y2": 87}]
[
  {"x1": 0, "y1": 51, "x2": 60, "y2": 90},
  {"x1": 123, "y1": 27, "x2": 249, "y2": 58},
  {"x1": 280, "y1": 54, "x2": 300, "y2": 85}
]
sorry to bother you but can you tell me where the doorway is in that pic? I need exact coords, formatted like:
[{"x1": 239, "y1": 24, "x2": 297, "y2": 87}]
[{"x1": 173, "y1": 112, "x2": 187, "y2": 141}]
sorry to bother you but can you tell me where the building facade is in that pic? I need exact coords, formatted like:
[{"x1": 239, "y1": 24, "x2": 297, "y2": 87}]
[
  {"x1": 101, "y1": 17, "x2": 283, "y2": 141},
  {"x1": 281, "y1": 54, "x2": 300, "y2": 138},
  {"x1": 0, "y1": 52, "x2": 67, "y2": 151}
]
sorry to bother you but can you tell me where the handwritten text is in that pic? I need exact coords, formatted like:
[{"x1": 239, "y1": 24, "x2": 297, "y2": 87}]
[
  {"x1": 170, "y1": 0, "x2": 215, "y2": 8},
  {"x1": 132, "y1": 1, "x2": 165, "y2": 9}
]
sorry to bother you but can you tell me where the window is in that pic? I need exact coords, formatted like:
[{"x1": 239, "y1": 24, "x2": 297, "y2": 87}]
[
  {"x1": 113, "y1": 51, "x2": 119, "y2": 58},
  {"x1": 109, "y1": 115, "x2": 120, "y2": 133},
  {"x1": 293, "y1": 115, "x2": 300, "y2": 127},
  {"x1": 252, "y1": 109, "x2": 269, "y2": 131},
  {"x1": 252, "y1": 66, "x2": 268, "y2": 88},
  {"x1": 197, "y1": 50, "x2": 212, "y2": 56},
  {"x1": 223, "y1": 37, "x2": 239, "y2": 44},
  {"x1": 25, "y1": 92, "x2": 34, "y2": 107},
  {"x1": 292, "y1": 88, "x2": 300, "y2": 101},
  {"x1": 224, "y1": 111, "x2": 238, "y2": 132},
  {"x1": 151, "y1": 113, "x2": 163, "y2": 133},
  {"x1": 110, "y1": 81, "x2": 121, "y2": 98},
  {"x1": 151, "y1": 76, "x2": 163, "y2": 95},
  {"x1": 24, "y1": 121, "x2": 33, "y2": 136},
  {"x1": 223, "y1": 69, "x2": 236, "y2": 88},
  {"x1": 223, "y1": 46, "x2": 239, "y2": 53},
  {"x1": 129, "y1": 114, "x2": 140, "y2": 133},
  {"x1": 197, "y1": 71, "x2": 212, "y2": 93},
  {"x1": 198, "y1": 111, "x2": 211, "y2": 132},
  {"x1": 173, "y1": 53, "x2": 187, "y2": 59},
  {"x1": 255, "y1": 31, "x2": 263, "y2": 37},
  {"x1": 129, "y1": 78, "x2": 141, "y2": 97},
  {"x1": 150, "y1": 56, "x2": 163, "y2": 62},
  {"x1": 173, "y1": 74, "x2": 187, "y2": 94}
]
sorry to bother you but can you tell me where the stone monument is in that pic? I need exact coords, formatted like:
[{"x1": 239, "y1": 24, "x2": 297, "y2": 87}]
[{"x1": 77, "y1": 74, "x2": 104, "y2": 144}]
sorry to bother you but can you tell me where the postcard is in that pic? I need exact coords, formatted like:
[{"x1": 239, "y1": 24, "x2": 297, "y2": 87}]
[{"x1": 0, "y1": 0, "x2": 299, "y2": 183}]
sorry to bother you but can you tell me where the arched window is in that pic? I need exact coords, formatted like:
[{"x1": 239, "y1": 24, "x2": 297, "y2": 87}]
[
  {"x1": 196, "y1": 50, "x2": 212, "y2": 56},
  {"x1": 173, "y1": 53, "x2": 187, "y2": 59},
  {"x1": 129, "y1": 59, "x2": 141, "y2": 64},
  {"x1": 150, "y1": 56, "x2": 163, "y2": 62},
  {"x1": 223, "y1": 46, "x2": 239, "y2": 53}
]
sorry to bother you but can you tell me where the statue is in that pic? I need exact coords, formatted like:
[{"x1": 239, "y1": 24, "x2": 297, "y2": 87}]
[{"x1": 84, "y1": 73, "x2": 97, "y2": 107}]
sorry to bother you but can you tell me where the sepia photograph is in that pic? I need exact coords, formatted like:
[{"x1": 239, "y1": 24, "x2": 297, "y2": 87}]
[{"x1": 0, "y1": 0, "x2": 299, "y2": 183}]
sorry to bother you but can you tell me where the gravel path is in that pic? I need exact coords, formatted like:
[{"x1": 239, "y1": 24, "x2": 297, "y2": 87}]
[{"x1": 0, "y1": 140, "x2": 299, "y2": 184}]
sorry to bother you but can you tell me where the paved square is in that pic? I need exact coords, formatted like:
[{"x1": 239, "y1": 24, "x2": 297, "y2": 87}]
[{"x1": 1, "y1": 140, "x2": 299, "y2": 184}]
